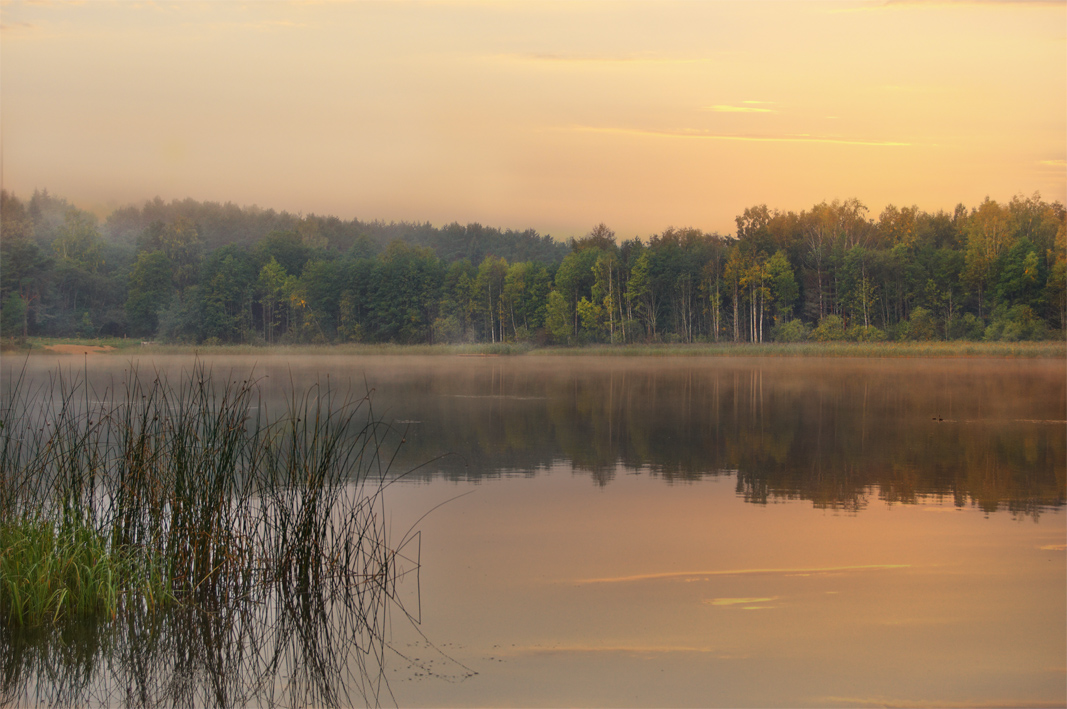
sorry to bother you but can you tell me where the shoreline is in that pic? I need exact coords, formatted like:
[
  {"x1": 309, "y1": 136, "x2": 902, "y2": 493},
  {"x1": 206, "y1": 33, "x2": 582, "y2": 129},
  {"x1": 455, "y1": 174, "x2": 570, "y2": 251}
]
[{"x1": 3, "y1": 338, "x2": 1064, "y2": 359}]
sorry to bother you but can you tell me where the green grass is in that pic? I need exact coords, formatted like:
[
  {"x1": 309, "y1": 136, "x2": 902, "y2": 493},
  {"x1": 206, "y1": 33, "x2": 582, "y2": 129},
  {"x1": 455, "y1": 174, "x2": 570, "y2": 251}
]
[{"x1": 0, "y1": 518, "x2": 171, "y2": 627}]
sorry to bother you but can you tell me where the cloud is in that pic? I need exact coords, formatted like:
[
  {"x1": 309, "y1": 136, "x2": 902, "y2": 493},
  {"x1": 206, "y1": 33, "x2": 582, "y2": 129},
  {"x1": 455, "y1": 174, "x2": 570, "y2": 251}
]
[
  {"x1": 203, "y1": 19, "x2": 310, "y2": 32},
  {"x1": 0, "y1": 21, "x2": 35, "y2": 32},
  {"x1": 881, "y1": 0, "x2": 1063, "y2": 6},
  {"x1": 705, "y1": 105, "x2": 776, "y2": 114},
  {"x1": 705, "y1": 597, "x2": 780, "y2": 608},
  {"x1": 563, "y1": 125, "x2": 913, "y2": 148},
  {"x1": 829, "y1": 0, "x2": 1064, "y2": 11},
  {"x1": 509, "y1": 52, "x2": 706, "y2": 65}
]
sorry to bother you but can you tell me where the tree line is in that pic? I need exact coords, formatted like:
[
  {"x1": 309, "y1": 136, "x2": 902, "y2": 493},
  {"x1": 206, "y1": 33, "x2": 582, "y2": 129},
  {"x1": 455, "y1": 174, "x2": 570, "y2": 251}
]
[{"x1": 1, "y1": 189, "x2": 1063, "y2": 345}]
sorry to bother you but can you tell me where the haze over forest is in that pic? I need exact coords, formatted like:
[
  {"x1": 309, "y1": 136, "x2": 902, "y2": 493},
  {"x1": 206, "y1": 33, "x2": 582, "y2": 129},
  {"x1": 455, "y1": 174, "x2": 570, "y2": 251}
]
[
  {"x1": 1, "y1": 1, "x2": 1064, "y2": 346},
  {"x1": 1, "y1": 1, "x2": 1064, "y2": 237}
]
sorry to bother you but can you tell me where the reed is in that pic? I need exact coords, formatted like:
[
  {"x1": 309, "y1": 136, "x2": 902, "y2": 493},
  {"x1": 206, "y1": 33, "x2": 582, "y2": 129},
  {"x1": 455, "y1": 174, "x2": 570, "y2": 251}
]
[{"x1": 0, "y1": 360, "x2": 418, "y2": 706}]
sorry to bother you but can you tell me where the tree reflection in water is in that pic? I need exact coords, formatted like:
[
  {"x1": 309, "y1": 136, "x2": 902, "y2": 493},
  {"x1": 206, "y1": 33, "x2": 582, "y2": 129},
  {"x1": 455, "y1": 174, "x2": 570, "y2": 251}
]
[{"x1": 373, "y1": 358, "x2": 1065, "y2": 517}]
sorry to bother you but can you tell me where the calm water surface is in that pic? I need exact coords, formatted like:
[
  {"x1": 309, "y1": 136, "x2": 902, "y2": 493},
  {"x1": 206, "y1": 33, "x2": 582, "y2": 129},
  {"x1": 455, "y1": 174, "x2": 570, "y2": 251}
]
[{"x1": 6, "y1": 354, "x2": 1065, "y2": 708}]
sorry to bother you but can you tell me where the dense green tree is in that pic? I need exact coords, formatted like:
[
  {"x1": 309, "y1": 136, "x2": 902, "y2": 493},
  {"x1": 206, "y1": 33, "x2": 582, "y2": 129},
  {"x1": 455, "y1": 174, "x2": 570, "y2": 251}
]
[
  {"x1": 125, "y1": 251, "x2": 174, "y2": 336},
  {"x1": 2, "y1": 188, "x2": 1063, "y2": 345},
  {"x1": 474, "y1": 256, "x2": 509, "y2": 343},
  {"x1": 257, "y1": 257, "x2": 290, "y2": 344},
  {"x1": 502, "y1": 261, "x2": 551, "y2": 340},
  {"x1": 200, "y1": 246, "x2": 256, "y2": 343},
  {"x1": 0, "y1": 192, "x2": 51, "y2": 337},
  {"x1": 555, "y1": 248, "x2": 601, "y2": 338},
  {"x1": 254, "y1": 230, "x2": 314, "y2": 277},
  {"x1": 766, "y1": 250, "x2": 799, "y2": 322},
  {"x1": 962, "y1": 198, "x2": 1014, "y2": 318},
  {"x1": 369, "y1": 241, "x2": 443, "y2": 343},
  {"x1": 996, "y1": 238, "x2": 1046, "y2": 314}
]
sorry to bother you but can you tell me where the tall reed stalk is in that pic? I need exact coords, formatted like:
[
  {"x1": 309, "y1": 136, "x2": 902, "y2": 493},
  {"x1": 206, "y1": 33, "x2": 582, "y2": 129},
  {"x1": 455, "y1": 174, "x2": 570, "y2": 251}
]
[{"x1": 0, "y1": 360, "x2": 420, "y2": 707}]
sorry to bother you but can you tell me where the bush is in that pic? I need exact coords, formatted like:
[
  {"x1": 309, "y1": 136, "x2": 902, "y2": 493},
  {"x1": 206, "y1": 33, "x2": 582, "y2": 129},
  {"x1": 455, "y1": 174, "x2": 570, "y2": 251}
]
[
  {"x1": 770, "y1": 318, "x2": 808, "y2": 343},
  {"x1": 810, "y1": 315, "x2": 846, "y2": 342},
  {"x1": 984, "y1": 305, "x2": 1048, "y2": 342},
  {"x1": 947, "y1": 313, "x2": 985, "y2": 341},
  {"x1": 846, "y1": 324, "x2": 887, "y2": 342},
  {"x1": 432, "y1": 314, "x2": 463, "y2": 344},
  {"x1": 885, "y1": 321, "x2": 910, "y2": 342},
  {"x1": 907, "y1": 307, "x2": 939, "y2": 341}
]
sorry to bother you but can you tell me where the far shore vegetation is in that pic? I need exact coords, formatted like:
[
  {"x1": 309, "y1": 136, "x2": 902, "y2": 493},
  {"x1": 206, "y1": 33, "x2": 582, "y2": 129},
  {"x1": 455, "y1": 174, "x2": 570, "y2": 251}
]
[
  {"x1": 2, "y1": 189, "x2": 1064, "y2": 352},
  {"x1": 2, "y1": 336, "x2": 1063, "y2": 359}
]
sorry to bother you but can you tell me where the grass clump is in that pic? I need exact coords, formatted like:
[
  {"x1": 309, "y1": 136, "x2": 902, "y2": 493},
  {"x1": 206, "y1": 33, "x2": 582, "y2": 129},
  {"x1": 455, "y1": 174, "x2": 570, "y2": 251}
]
[
  {"x1": 0, "y1": 359, "x2": 420, "y2": 707},
  {"x1": 0, "y1": 518, "x2": 168, "y2": 627}
]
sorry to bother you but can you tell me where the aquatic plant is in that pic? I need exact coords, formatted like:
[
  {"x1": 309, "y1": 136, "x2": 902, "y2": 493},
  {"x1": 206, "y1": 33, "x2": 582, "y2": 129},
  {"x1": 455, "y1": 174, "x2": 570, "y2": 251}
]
[{"x1": 0, "y1": 360, "x2": 421, "y2": 707}]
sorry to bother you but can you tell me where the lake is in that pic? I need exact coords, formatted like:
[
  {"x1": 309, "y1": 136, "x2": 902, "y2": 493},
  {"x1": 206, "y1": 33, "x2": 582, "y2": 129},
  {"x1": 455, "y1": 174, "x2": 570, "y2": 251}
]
[{"x1": 3, "y1": 354, "x2": 1065, "y2": 708}]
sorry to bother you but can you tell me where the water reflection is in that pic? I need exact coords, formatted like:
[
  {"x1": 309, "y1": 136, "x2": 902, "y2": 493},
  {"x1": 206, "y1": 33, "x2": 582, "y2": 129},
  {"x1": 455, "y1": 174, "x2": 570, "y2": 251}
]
[
  {"x1": 352, "y1": 357, "x2": 1065, "y2": 517},
  {"x1": 2, "y1": 564, "x2": 411, "y2": 707},
  {"x1": 11, "y1": 355, "x2": 1062, "y2": 516}
]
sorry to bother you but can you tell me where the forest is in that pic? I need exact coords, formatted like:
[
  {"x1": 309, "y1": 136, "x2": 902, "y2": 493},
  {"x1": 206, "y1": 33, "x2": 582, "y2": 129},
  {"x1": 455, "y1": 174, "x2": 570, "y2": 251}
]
[{"x1": 1, "y1": 189, "x2": 1064, "y2": 346}]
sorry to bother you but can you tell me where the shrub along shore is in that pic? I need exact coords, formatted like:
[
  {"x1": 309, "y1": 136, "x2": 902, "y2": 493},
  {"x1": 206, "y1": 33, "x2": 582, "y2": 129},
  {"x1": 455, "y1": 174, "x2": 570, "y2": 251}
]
[{"x1": 2, "y1": 337, "x2": 1064, "y2": 358}]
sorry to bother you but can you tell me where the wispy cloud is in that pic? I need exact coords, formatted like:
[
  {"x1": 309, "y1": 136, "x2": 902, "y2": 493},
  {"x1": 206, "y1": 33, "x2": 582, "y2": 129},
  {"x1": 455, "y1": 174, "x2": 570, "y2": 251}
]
[
  {"x1": 705, "y1": 597, "x2": 779, "y2": 606},
  {"x1": 1038, "y1": 159, "x2": 1066, "y2": 167},
  {"x1": 882, "y1": 0, "x2": 1064, "y2": 6},
  {"x1": 509, "y1": 52, "x2": 706, "y2": 65},
  {"x1": 828, "y1": 0, "x2": 1064, "y2": 11},
  {"x1": 705, "y1": 597, "x2": 780, "y2": 609},
  {"x1": 201, "y1": 19, "x2": 311, "y2": 33},
  {"x1": 706, "y1": 105, "x2": 776, "y2": 114},
  {"x1": 0, "y1": 21, "x2": 35, "y2": 33},
  {"x1": 563, "y1": 125, "x2": 913, "y2": 148}
]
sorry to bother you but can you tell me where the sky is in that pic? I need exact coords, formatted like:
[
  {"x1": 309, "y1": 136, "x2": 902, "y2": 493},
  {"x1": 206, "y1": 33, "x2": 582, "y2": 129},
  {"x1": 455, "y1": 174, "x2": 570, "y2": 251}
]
[{"x1": 1, "y1": 0, "x2": 1064, "y2": 240}]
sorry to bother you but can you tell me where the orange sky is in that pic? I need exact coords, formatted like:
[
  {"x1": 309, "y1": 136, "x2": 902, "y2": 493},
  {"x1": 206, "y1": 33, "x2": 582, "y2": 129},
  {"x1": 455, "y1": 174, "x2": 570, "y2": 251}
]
[{"x1": 1, "y1": 0, "x2": 1064, "y2": 239}]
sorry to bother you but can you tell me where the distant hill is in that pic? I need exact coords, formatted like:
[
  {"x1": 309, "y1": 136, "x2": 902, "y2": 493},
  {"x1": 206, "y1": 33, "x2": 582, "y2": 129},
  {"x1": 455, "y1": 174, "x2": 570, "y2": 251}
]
[{"x1": 101, "y1": 196, "x2": 569, "y2": 265}]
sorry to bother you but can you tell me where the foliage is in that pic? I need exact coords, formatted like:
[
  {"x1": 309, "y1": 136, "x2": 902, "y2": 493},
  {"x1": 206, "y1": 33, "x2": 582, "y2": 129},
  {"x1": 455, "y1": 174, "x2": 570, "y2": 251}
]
[
  {"x1": 906, "y1": 306, "x2": 939, "y2": 341},
  {"x1": 811, "y1": 315, "x2": 846, "y2": 342},
  {"x1": 1, "y1": 189, "x2": 1064, "y2": 346},
  {"x1": 948, "y1": 313, "x2": 986, "y2": 341},
  {"x1": 770, "y1": 318, "x2": 808, "y2": 343},
  {"x1": 984, "y1": 304, "x2": 1048, "y2": 342},
  {"x1": 846, "y1": 324, "x2": 887, "y2": 342}
]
